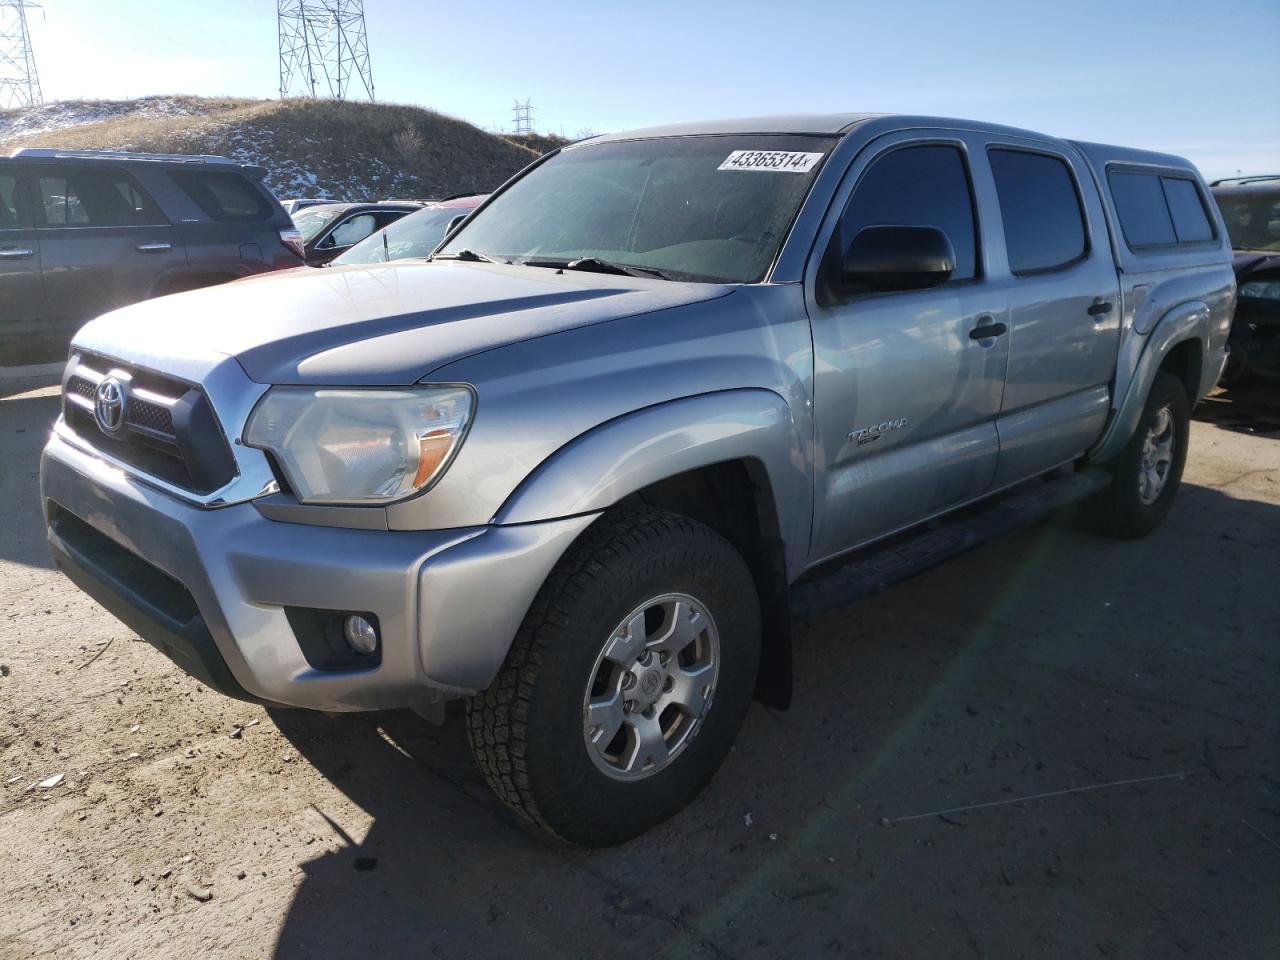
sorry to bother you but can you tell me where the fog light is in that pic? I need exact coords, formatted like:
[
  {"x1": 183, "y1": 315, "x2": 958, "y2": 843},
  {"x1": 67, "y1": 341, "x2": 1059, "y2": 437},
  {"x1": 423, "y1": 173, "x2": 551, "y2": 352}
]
[{"x1": 343, "y1": 615, "x2": 378, "y2": 654}]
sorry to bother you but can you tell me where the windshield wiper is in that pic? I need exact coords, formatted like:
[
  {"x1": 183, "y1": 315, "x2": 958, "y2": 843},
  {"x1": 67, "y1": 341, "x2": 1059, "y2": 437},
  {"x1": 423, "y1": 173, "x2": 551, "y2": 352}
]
[
  {"x1": 521, "y1": 256, "x2": 674, "y2": 280},
  {"x1": 433, "y1": 249, "x2": 497, "y2": 263}
]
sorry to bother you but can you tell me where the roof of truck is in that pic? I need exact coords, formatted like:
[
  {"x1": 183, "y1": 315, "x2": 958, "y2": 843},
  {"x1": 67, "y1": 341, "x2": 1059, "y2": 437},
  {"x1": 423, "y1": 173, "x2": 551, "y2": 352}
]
[
  {"x1": 583, "y1": 116, "x2": 1203, "y2": 175},
  {"x1": 585, "y1": 113, "x2": 887, "y2": 142}
]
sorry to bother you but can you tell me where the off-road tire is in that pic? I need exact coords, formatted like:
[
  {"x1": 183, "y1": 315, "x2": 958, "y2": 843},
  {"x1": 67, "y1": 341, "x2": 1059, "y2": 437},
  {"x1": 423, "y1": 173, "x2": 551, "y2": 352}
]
[
  {"x1": 466, "y1": 508, "x2": 761, "y2": 846},
  {"x1": 1088, "y1": 371, "x2": 1190, "y2": 539}
]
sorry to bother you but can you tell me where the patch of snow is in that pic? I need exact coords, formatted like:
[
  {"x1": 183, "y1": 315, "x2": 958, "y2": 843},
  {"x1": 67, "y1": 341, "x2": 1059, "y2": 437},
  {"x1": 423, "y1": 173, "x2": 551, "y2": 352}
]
[{"x1": 0, "y1": 96, "x2": 207, "y2": 145}]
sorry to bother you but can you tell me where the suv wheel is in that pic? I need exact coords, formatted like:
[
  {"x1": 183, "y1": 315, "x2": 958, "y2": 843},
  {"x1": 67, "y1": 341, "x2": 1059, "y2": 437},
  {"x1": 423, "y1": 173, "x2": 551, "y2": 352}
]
[
  {"x1": 466, "y1": 508, "x2": 760, "y2": 846},
  {"x1": 1088, "y1": 371, "x2": 1190, "y2": 539}
]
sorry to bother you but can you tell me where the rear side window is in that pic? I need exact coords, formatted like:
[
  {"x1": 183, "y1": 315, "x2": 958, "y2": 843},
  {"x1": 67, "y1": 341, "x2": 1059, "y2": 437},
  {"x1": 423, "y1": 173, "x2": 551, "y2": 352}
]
[
  {"x1": 37, "y1": 167, "x2": 167, "y2": 227},
  {"x1": 1161, "y1": 177, "x2": 1214, "y2": 243},
  {"x1": 170, "y1": 169, "x2": 272, "y2": 222},
  {"x1": 1109, "y1": 170, "x2": 1215, "y2": 249},
  {"x1": 840, "y1": 144, "x2": 978, "y2": 281},
  {"x1": 988, "y1": 149, "x2": 1087, "y2": 275}
]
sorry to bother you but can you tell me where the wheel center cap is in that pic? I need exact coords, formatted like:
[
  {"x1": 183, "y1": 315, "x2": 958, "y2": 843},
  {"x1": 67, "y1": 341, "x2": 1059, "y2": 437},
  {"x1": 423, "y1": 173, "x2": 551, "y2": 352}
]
[{"x1": 639, "y1": 669, "x2": 663, "y2": 699}]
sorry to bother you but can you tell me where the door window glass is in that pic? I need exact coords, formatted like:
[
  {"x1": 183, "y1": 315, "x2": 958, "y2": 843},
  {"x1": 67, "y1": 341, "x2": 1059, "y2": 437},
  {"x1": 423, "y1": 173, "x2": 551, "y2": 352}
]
[
  {"x1": 328, "y1": 213, "x2": 378, "y2": 248},
  {"x1": 839, "y1": 144, "x2": 978, "y2": 281},
  {"x1": 37, "y1": 168, "x2": 166, "y2": 227},
  {"x1": 0, "y1": 175, "x2": 21, "y2": 228},
  {"x1": 988, "y1": 149, "x2": 1087, "y2": 274}
]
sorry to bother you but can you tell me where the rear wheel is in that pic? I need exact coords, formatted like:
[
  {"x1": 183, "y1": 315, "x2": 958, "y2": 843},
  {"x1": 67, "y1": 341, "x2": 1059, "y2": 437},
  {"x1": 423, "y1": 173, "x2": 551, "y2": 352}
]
[
  {"x1": 466, "y1": 508, "x2": 760, "y2": 846},
  {"x1": 1088, "y1": 371, "x2": 1190, "y2": 539}
]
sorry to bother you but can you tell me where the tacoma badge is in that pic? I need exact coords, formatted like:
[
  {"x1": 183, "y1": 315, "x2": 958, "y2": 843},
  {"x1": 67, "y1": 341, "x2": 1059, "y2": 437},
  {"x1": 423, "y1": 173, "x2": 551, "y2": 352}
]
[{"x1": 849, "y1": 417, "x2": 908, "y2": 446}]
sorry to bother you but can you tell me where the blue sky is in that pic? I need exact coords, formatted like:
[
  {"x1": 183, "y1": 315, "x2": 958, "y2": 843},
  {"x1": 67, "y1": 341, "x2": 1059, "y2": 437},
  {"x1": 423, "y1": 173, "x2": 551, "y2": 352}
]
[{"x1": 25, "y1": 0, "x2": 1280, "y2": 179}]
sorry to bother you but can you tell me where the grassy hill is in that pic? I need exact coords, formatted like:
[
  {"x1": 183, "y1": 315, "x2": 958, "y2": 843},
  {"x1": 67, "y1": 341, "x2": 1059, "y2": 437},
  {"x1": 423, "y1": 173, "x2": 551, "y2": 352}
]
[{"x1": 0, "y1": 95, "x2": 565, "y2": 200}]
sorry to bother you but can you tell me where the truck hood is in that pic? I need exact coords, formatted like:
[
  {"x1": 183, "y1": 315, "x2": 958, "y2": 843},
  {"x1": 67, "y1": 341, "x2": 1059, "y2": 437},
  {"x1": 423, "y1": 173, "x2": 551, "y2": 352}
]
[{"x1": 73, "y1": 260, "x2": 732, "y2": 385}]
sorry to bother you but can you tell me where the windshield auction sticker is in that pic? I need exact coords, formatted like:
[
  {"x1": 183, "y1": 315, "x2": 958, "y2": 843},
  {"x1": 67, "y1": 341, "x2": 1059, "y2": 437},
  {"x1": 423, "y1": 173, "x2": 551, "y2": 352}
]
[{"x1": 718, "y1": 150, "x2": 825, "y2": 173}]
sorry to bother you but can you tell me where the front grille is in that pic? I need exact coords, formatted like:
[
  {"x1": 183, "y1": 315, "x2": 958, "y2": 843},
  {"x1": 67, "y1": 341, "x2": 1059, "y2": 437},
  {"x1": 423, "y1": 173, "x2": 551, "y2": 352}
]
[{"x1": 62, "y1": 352, "x2": 237, "y2": 495}]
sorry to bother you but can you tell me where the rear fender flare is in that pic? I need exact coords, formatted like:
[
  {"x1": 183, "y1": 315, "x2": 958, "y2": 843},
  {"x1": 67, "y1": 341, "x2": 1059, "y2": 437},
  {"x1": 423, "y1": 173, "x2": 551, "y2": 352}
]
[{"x1": 1089, "y1": 300, "x2": 1208, "y2": 463}]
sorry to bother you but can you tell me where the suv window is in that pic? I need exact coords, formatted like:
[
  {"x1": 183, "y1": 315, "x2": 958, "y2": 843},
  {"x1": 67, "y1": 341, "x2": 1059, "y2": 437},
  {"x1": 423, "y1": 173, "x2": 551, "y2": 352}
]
[
  {"x1": 1162, "y1": 177, "x2": 1214, "y2": 243},
  {"x1": 0, "y1": 174, "x2": 22, "y2": 228},
  {"x1": 170, "y1": 169, "x2": 272, "y2": 222},
  {"x1": 839, "y1": 144, "x2": 978, "y2": 281},
  {"x1": 988, "y1": 149, "x2": 1087, "y2": 275},
  {"x1": 1214, "y1": 190, "x2": 1280, "y2": 251},
  {"x1": 1109, "y1": 170, "x2": 1215, "y2": 249},
  {"x1": 37, "y1": 168, "x2": 166, "y2": 227}
]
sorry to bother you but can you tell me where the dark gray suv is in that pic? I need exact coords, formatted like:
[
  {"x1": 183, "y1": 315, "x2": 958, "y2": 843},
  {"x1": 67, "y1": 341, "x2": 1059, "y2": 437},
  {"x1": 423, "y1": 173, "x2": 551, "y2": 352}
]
[{"x1": 0, "y1": 148, "x2": 303, "y2": 366}]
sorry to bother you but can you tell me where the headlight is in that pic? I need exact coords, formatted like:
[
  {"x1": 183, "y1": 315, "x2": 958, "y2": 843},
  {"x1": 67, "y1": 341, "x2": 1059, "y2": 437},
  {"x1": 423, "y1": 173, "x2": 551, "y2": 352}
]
[{"x1": 244, "y1": 386, "x2": 474, "y2": 505}]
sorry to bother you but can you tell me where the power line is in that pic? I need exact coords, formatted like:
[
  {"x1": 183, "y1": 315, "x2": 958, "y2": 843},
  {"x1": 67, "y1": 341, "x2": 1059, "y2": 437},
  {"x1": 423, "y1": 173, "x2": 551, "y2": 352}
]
[
  {"x1": 0, "y1": 0, "x2": 41, "y2": 109},
  {"x1": 278, "y1": 0, "x2": 374, "y2": 102}
]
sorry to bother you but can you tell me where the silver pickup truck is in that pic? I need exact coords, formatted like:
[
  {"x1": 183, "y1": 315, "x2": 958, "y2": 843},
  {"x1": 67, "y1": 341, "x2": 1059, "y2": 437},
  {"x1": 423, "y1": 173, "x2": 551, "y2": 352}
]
[{"x1": 41, "y1": 114, "x2": 1234, "y2": 845}]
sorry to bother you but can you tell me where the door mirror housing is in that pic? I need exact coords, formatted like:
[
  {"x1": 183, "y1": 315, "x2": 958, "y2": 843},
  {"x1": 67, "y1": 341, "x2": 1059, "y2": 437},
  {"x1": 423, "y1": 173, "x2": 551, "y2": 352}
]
[
  {"x1": 840, "y1": 225, "x2": 955, "y2": 293},
  {"x1": 446, "y1": 213, "x2": 468, "y2": 233}
]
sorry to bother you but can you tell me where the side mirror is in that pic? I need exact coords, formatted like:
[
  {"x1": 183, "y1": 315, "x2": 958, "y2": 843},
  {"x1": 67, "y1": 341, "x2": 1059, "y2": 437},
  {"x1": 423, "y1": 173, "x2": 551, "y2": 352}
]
[
  {"x1": 446, "y1": 214, "x2": 468, "y2": 233},
  {"x1": 841, "y1": 225, "x2": 955, "y2": 293}
]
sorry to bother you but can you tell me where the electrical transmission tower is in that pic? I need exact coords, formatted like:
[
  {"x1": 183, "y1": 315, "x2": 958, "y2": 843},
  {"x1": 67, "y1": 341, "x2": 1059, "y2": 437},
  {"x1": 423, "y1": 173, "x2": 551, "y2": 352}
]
[
  {"x1": 0, "y1": 0, "x2": 42, "y2": 110},
  {"x1": 277, "y1": 0, "x2": 374, "y2": 102},
  {"x1": 512, "y1": 99, "x2": 533, "y2": 135}
]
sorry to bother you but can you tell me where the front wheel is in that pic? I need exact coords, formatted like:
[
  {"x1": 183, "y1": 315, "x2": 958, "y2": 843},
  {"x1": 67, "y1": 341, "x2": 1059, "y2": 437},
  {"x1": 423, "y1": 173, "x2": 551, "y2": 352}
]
[
  {"x1": 1087, "y1": 370, "x2": 1190, "y2": 539},
  {"x1": 466, "y1": 508, "x2": 761, "y2": 846}
]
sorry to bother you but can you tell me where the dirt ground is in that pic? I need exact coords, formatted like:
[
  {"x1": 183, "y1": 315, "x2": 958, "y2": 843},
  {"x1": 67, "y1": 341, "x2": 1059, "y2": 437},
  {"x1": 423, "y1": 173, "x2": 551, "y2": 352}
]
[{"x1": 1, "y1": 382, "x2": 1277, "y2": 960}]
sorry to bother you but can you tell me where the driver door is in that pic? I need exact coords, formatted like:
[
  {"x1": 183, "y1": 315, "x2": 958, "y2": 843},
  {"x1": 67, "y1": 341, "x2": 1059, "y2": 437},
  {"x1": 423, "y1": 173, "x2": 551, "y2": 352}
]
[{"x1": 804, "y1": 133, "x2": 1008, "y2": 564}]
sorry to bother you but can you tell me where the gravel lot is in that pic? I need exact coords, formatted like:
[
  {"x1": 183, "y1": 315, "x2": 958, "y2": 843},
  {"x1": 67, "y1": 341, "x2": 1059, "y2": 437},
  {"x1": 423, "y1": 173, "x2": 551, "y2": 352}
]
[{"x1": 1, "y1": 383, "x2": 1277, "y2": 960}]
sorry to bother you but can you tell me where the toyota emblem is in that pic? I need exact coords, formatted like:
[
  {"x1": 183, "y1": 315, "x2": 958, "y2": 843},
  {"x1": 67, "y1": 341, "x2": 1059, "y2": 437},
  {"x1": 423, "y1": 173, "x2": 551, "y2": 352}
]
[{"x1": 94, "y1": 378, "x2": 128, "y2": 435}]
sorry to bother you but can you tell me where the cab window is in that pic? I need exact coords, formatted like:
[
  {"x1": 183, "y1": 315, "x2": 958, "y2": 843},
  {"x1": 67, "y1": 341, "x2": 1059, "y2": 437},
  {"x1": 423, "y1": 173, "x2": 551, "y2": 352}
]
[
  {"x1": 838, "y1": 144, "x2": 979, "y2": 282},
  {"x1": 988, "y1": 149, "x2": 1087, "y2": 275}
]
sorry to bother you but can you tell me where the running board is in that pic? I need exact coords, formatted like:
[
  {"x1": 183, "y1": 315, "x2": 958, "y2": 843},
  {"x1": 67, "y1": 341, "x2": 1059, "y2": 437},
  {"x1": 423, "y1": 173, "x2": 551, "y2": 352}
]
[{"x1": 790, "y1": 467, "x2": 1111, "y2": 623}]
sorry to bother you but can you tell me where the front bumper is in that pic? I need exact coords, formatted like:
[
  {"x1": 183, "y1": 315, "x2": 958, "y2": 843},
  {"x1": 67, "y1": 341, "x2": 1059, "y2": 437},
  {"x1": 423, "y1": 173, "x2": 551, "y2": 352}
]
[{"x1": 41, "y1": 431, "x2": 597, "y2": 711}]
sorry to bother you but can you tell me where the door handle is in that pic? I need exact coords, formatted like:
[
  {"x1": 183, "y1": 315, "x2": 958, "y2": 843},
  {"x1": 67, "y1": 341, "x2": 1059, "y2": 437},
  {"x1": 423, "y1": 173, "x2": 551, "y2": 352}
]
[
  {"x1": 969, "y1": 319, "x2": 1008, "y2": 340},
  {"x1": 0, "y1": 247, "x2": 34, "y2": 260},
  {"x1": 135, "y1": 241, "x2": 172, "y2": 253},
  {"x1": 1087, "y1": 299, "x2": 1113, "y2": 318}
]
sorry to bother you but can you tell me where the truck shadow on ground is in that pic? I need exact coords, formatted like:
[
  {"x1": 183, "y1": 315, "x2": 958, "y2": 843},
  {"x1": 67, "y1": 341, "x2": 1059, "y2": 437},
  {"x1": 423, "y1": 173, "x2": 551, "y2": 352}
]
[
  {"x1": 0, "y1": 389, "x2": 59, "y2": 571},
  {"x1": 268, "y1": 481, "x2": 1279, "y2": 960}
]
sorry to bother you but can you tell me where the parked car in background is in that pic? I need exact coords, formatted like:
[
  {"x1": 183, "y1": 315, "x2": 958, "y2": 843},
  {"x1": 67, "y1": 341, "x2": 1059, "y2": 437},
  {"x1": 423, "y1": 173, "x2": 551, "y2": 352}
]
[
  {"x1": 290, "y1": 201, "x2": 421, "y2": 266},
  {"x1": 280, "y1": 198, "x2": 341, "y2": 215},
  {"x1": 41, "y1": 113, "x2": 1232, "y2": 845},
  {"x1": 1211, "y1": 176, "x2": 1280, "y2": 385},
  {"x1": 330, "y1": 194, "x2": 488, "y2": 266},
  {"x1": 0, "y1": 148, "x2": 303, "y2": 366}
]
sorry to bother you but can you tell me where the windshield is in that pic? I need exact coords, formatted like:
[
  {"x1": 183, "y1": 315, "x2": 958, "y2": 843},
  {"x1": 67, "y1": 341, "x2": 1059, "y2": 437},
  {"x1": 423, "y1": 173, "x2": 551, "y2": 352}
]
[
  {"x1": 437, "y1": 135, "x2": 834, "y2": 283},
  {"x1": 1214, "y1": 189, "x2": 1280, "y2": 251},
  {"x1": 334, "y1": 205, "x2": 474, "y2": 265},
  {"x1": 291, "y1": 205, "x2": 346, "y2": 243}
]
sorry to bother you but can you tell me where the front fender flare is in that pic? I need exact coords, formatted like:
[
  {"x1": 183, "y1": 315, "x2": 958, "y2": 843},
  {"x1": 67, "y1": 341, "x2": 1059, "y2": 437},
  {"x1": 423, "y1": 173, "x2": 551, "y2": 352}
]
[
  {"x1": 494, "y1": 388, "x2": 811, "y2": 578},
  {"x1": 1089, "y1": 300, "x2": 1209, "y2": 463}
]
